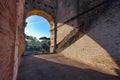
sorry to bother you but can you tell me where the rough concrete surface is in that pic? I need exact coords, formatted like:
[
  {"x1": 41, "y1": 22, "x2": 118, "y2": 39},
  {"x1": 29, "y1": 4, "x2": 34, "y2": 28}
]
[
  {"x1": 60, "y1": 1, "x2": 120, "y2": 76},
  {"x1": 17, "y1": 54, "x2": 119, "y2": 80}
]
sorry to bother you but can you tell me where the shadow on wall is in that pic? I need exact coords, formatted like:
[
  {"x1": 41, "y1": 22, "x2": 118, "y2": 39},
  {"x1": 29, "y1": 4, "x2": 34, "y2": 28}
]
[
  {"x1": 86, "y1": 2, "x2": 120, "y2": 76},
  {"x1": 17, "y1": 56, "x2": 119, "y2": 80},
  {"x1": 57, "y1": 0, "x2": 115, "y2": 51},
  {"x1": 56, "y1": 0, "x2": 120, "y2": 77}
]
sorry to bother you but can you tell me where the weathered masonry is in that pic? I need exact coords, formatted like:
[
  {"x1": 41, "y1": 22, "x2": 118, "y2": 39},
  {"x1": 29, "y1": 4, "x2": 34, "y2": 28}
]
[{"x1": 0, "y1": 0, "x2": 120, "y2": 80}]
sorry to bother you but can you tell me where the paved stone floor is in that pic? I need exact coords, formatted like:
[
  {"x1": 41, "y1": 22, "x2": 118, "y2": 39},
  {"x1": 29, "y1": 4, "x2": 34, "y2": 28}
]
[{"x1": 17, "y1": 54, "x2": 119, "y2": 80}]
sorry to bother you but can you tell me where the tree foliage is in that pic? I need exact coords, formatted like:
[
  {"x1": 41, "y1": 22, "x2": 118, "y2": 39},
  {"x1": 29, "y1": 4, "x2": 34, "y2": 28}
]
[
  {"x1": 39, "y1": 37, "x2": 50, "y2": 40},
  {"x1": 25, "y1": 35, "x2": 50, "y2": 53}
]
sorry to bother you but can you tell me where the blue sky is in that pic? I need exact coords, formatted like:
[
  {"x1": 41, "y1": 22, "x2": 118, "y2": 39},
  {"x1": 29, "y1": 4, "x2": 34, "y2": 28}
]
[{"x1": 25, "y1": 15, "x2": 50, "y2": 39}]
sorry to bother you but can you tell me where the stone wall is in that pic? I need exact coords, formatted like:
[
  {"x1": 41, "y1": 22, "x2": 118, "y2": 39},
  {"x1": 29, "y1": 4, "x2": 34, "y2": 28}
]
[
  {"x1": 57, "y1": 0, "x2": 120, "y2": 76},
  {"x1": 0, "y1": 0, "x2": 17, "y2": 80},
  {"x1": 56, "y1": 0, "x2": 78, "y2": 44},
  {"x1": 17, "y1": 0, "x2": 25, "y2": 58},
  {"x1": 13, "y1": 0, "x2": 25, "y2": 80}
]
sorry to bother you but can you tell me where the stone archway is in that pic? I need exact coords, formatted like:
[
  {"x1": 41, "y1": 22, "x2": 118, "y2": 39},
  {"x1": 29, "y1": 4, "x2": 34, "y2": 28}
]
[
  {"x1": 14, "y1": 1, "x2": 57, "y2": 78},
  {"x1": 25, "y1": 10, "x2": 56, "y2": 53},
  {"x1": 16, "y1": 0, "x2": 57, "y2": 58}
]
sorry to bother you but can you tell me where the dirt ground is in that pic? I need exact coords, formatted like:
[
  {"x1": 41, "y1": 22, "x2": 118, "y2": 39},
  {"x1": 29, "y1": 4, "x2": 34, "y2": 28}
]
[{"x1": 17, "y1": 54, "x2": 119, "y2": 80}]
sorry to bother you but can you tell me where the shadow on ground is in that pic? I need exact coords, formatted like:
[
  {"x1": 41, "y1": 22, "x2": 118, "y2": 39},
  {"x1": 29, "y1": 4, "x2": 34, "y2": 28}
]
[
  {"x1": 23, "y1": 51, "x2": 50, "y2": 56},
  {"x1": 17, "y1": 55, "x2": 119, "y2": 80}
]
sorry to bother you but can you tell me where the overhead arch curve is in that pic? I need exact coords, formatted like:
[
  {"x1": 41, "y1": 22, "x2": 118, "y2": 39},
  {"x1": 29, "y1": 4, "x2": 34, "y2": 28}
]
[{"x1": 26, "y1": 10, "x2": 54, "y2": 24}]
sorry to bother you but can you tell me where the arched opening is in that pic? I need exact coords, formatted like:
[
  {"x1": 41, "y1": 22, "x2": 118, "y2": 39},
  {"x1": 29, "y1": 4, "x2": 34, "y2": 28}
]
[
  {"x1": 24, "y1": 15, "x2": 50, "y2": 55},
  {"x1": 24, "y1": 10, "x2": 56, "y2": 54}
]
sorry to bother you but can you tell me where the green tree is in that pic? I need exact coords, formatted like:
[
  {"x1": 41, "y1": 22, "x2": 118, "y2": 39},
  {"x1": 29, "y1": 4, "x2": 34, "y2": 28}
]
[{"x1": 25, "y1": 35, "x2": 50, "y2": 53}]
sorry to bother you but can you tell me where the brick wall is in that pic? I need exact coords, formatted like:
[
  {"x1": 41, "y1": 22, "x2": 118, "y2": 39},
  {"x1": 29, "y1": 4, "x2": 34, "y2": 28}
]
[{"x1": 0, "y1": 0, "x2": 17, "y2": 80}]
